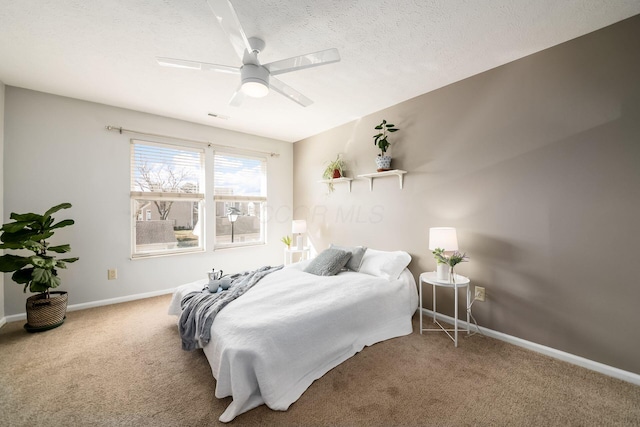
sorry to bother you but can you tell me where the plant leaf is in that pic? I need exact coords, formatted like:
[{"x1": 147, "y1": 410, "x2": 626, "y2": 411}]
[
  {"x1": 12, "y1": 267, "x2": 34, "y2": 284},
  {"x1": 30, "y1": 256, "x2": 46, "y2": 268},
  {"x1": 44, "y1": 203, "x2": 72, "y2": 218},
  {"x1": 1, "y1": 228, "x2": 39, "y2": 243},
  {"x1": 32, "y1": 267, "x2": 58, "y2": 287},
  {"x1": 1, "y1": 221, "x2": 32, "y2": 233},
  {"x1": 30, "y1": 271, "x2": 60, "y2": 292},
  {"x1": 50, "y1": 219, "x2": 75, "y2": 230},
  {"x1": 9, "y1": 212, "x2": 42, "y2": 222},
  {"x1": 44, "y1": 216, "x2": 54, "y2": 228},
  {"x1": 48, "y1": 244, "x2": 71, "y2": 253},
  {"x1": 0, "y1": 242, "x2": 28, "y2": 250},
  {"x1": 0, "y1": 254, "x2": 32, "y2": 272},
  {"x1": 30, "y1": 231, "x2": 54, "y2": 242},
  {"x1": 388, "y1": 128, "x2": 399, "y2": 132}
]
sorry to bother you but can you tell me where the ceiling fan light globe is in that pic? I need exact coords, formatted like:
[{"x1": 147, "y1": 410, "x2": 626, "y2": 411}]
[
  {"x1": 241, "y1": 80, "x2": 269, "y2": 97},
  {"x1": 240, "y1": 64, "x2": 270, "y2": 97}
]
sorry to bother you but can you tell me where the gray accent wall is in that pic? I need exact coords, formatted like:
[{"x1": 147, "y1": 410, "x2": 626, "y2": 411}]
[{"x1": 293, "y1": 16, "x2": 640, "y2": 374}]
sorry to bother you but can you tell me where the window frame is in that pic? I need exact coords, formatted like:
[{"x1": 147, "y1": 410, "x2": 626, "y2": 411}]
[
  {"x1": 130, "y1": 139, "x2": 205, "y2": 258},
  {"x1": 213, "y1": 151, "x2": 268, "y2": 250}
]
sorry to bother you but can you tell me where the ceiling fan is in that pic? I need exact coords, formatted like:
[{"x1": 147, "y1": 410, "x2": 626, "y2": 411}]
[{"x1": 157, "y1": 0, "x2": 341, "y2": 107}]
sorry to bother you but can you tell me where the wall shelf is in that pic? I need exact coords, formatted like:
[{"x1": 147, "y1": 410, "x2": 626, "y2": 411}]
[
  {"x1": 317, "y1": 177, "x2": 353, "y2": 192},
  {"x1": 357, "y1": 170, "x2": 407, "y2": 191}
]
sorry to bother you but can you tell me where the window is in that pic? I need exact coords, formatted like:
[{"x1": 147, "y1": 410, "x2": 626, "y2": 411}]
[
  {"x1": 130, "y1": 140, "x2": 204, "y2": 257},
  {"x1": 214, "y1": 152, "x2": 267, "y2": 248}
]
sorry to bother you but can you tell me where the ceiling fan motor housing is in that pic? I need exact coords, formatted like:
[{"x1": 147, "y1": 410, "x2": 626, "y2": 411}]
[{"x1": 241, "y1": 64, "x2": 270, "y2": 97}]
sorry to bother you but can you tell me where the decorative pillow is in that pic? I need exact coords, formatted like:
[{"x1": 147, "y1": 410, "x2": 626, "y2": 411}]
[
  {"x1": 329, "y1": 244, "x2": 367, "y2": 272},
  {"x1": 304, "y1": 248, "x2": 352, "y2": 276},
  {"x1": 358, "y1": 249, "x2": 412, "y2": 280}
]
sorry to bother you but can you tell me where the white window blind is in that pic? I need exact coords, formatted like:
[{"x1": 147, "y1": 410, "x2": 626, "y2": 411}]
[
  {"x1": 213, "y1": 152, "x2": 267, "y2": 201},
  {"x1": 131, "y1": 140, "x2": 204, "y2": 199},
  {"x1": 130, "y1": 140, "x2": 205, "y2": 257}
]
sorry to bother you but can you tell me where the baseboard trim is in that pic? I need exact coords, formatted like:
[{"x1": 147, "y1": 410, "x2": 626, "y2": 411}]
[
  {"x1": 420, "y1": 308, "x2": 640, "y2": 386},
  {"x1": 0, "y1": 317, "x2": 6, "y2": 329},
  {"x1": 3, "y1": 288, "x2": 175, "y2": 324}
]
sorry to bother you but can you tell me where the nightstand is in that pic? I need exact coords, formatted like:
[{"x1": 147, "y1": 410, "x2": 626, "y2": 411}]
[
  {"x1": 419, "y1": 271, "x2": 471, "y2": 347},
  {"x1": 284, "y1": 247, "x2": 310, "y2": 265}
]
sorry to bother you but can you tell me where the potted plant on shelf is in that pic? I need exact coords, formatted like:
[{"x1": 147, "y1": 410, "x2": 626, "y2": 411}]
[
  {"x1": 0, "y1": 203, "x2": 79, "y2": 332},
  {"x1": 373, "y1": 119, "x2": 399, "y2": 171},
  {"x1": 322, "y1": 155, "x2": 346, "y2": 192}
]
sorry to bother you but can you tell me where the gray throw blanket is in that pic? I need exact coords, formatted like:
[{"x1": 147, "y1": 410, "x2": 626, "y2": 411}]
[{"x1": 179, "y1": 265, "x2": 283, "y2": 351}]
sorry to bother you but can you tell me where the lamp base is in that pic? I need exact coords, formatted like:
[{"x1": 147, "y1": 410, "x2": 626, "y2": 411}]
[{"x1": 296, "y1": 234, "x2": 304, "y2": 250}]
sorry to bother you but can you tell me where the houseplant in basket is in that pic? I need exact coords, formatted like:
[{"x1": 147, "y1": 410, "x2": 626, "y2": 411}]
[
  {"x1": 373, "y1": 119, "x2": 399, "y2": 171},
  {"x1": 322, "y1": 155, "x2": 346, "y2": 193},
  {"x1": 0, "y1": 203, "x2": 79, "y2": 332}
]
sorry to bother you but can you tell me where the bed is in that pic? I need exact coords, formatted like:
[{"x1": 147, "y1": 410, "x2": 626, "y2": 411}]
[{"x1": 168, "y1": 247, "x2": 418, "y2": 422}]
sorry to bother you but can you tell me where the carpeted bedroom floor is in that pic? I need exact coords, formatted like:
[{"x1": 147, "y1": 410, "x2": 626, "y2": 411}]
[{"x1": 1, "y1": 294, "x2": 639, "y2": 426}]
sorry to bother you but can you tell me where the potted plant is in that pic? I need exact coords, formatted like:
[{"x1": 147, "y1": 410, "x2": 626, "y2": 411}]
[
  {"x1": 0, "y1": 203, "x2": 79, "y2": 332},
  {"x1": 322, "y1": 155, "x2": 346, "y2": 192},
  {"x1": 432, "y1": 248, "x2": 469, "y2": 283},
  {"x1": 280, "y1": 235, "x2": 292, "y2": 249},
  {"x1": 373, "y1": 119, "x2": 399, "y2": 171}
]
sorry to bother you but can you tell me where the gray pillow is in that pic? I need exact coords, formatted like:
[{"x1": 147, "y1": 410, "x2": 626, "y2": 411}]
[
  {"x1": 304, "y1": 248, "x2": 352, "y2": 276},
  {"x1": 330, "y1": 244, "x2": 367, "y2": 272}
]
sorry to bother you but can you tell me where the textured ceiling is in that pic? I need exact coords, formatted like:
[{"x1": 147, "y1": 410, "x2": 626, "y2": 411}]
[{"x1": 1, "y1": 1, "x2": 639, "y2": 142}]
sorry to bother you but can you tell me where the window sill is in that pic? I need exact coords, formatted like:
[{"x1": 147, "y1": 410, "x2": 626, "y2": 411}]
[
  {"x1": 131, "y1": 247, "x2": 205, "y2": 260},
  {"x1": 214, "y1": 242, "x2": 266, "y2": 251}
]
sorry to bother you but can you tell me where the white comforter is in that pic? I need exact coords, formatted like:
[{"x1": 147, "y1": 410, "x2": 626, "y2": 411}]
[{"x1": 168, "y1": 263, "x2": 418, "y2": 422}]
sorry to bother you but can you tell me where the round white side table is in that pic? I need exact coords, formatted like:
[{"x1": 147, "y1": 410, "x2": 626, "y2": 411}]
[{"x1": 419, "y1": 271, "x2": 471, "y2": 347}]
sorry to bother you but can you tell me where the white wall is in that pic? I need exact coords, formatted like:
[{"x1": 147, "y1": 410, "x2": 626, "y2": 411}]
[
  {"x1": 0, "y1": 81, "x2": 5, "y2": 322},
  {"x1": 3, "y1": 87, "x2": 293, "y2": 316}
]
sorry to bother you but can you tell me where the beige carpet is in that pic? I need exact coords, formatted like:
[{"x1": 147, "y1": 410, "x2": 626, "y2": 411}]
[{"x1": 1, "y1": 294, "x2": 639, "y2": 426}]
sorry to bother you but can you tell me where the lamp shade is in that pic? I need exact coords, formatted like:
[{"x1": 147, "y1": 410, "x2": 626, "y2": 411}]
[
  {"x1": 428, "y1": 227, "x2": 458, "y2": 251},
  {"x1": 292, "y1": 220, "x2": 307, "y2": 234}
]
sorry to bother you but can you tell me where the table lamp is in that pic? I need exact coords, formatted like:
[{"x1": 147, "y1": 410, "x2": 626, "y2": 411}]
[
  {"x1": 292, "y1": 220, "x2": 307, "y2": 250},
  {"x1": 428, "y1": 227, "x2": 458, "y2": 280}
]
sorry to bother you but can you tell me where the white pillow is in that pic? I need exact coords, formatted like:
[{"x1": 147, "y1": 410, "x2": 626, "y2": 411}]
[{"x1": 358, "y1": 249, "x2": 412, "y2": 280}]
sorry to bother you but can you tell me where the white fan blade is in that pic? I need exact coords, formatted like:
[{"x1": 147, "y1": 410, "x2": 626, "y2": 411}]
[
  {"x1": 229, "y1": 87, "x2": 245, "y2": 107},
  {"x1": 264, "y1": 48, "x2": 340, "y2": 76},
  {"x1": 270, "y1": 77, "x2": 313, "y2": 107},
  {"x1": 156, "y1": 57, "x2": 240, "y2": 75},
  {"x1": 206, "y1": 0, "x2": 252, "y2": 61}
]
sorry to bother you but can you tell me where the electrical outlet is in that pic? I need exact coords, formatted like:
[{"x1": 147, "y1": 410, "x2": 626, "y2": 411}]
[
  {"x1": 107, "y1": 269, "x2": 117, "y2": 280},
  {"x1": 475, "y1": 286, "x2": 485, "y2": 302}
]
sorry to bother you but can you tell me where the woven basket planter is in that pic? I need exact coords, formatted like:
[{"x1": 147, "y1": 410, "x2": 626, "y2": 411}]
[{"x1": 25, "y1": 291, "x2": 68, "y2": 332}]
